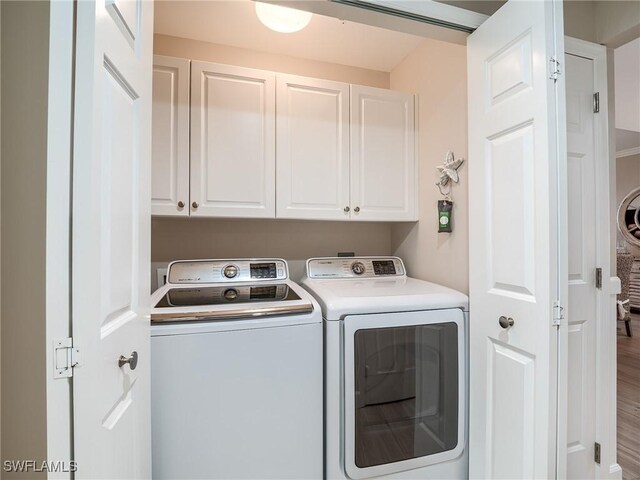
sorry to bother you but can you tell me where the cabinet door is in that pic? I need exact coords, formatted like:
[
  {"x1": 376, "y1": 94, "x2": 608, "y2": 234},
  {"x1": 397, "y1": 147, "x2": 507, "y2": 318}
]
[
  {"x1": 276, "y1": 75, "x2": 350, "y2": 220},
  {"x1": 152, "y1": 55, "x2": 190, "y2": 216},
  {"x1": 350, "y1": 85, "x2": 416, "y2": 221},
  {"x1": 191, "y1": 61, "x2": 275, "y2": 218}
]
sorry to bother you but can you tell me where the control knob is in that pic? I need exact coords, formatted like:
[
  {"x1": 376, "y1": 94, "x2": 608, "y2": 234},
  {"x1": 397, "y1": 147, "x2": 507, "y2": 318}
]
[
  {"x1": 351, "y1": 261, "x2": 366, "y2": 275},
  {"x1": 223, "y1": 265, "x2": 239, "y2": 279},
  {"x1": 224, "y1": 289, "x2": 238, "y2": 301}
]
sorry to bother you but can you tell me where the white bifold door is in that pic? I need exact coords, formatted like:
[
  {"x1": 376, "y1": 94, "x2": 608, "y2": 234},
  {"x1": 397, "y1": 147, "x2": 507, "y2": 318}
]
[
  {"x1": 72, "y1": 0, "x2": 153, "y2": 477},
  {"x1": 565, "y1": 47, "x2": 598, "y2": 480},
  {"x1": 467, "y1": 0, "x2": 568, "y2": 479}
]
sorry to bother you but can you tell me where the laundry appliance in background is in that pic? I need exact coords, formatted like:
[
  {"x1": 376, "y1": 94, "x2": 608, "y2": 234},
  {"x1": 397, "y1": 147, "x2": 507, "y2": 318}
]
[
  {"x1": 302, "y1": 256, "x2": 469, "y2": 480},
  {"x1": 150, "y1": 258, "x2": 322, "y2": 479}
]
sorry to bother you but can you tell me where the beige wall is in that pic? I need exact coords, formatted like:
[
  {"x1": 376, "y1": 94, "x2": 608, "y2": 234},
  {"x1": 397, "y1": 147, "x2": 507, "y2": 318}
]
[
  {"x1": 616, "y1": 154, "x2": 640, "y2": 256},
  {"x1": 564, "y1": 1, "x2": 597, "y2": 43},
  {"x1": 389, "y1": 39, "x2": 469, "y2": 294},
  {"x1": 154, "y1": 34, "x2": 390, "y2": 88},
  {"x1": 152, "y1": 218, "x2": 392, "y2": 281},
  {"x1": 595, "y1": 0, "x2": 640, "y2": 48},
  {"x1": 152, "y1": 218, "x2": 391, "y2": 261},
  {"x1": 561, "y1": 1, "x2": 640, "y2": 47},
  {"x1": 1, "y1": 1, "x2": 49, "y2": 476},
  {"x1": 0, "y1": 0, "x2": 3, "y2": 466},
  {"x1": 616, "y1": 154, "x2": 640, "y2": 212},
  {"x1": 549, "y1": 1, "x2": 640, "y2": 47}
]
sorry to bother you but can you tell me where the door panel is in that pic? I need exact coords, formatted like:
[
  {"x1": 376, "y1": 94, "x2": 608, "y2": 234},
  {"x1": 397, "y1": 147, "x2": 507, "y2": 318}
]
[
  {"x1": 151, "y1": 323, "x2": 323, "y2": 479},
  {"x1": 276, "y1": 75, "x2": 350, "y2": 220},
  {"x1": 565, "y1": 52, "x2": 597, "y2": 480},
  {"x1": 151, "y1": 55, "x2": 190, "y2": 216},
  {"x1": 486, "y1": 33, "x2": 533, "y2": 106},
  {"x1": 73, "y1": 0, "x2": 153, "y2": 477},
  {"x1": 487, "y1": 122, "x2": 536, "y2": 298},
  {"x1": 467, "y1": 1, "x2": 567, "y2": 478},
  {"x1": 487, "y1": 341, "x2": 535, "y2": 479},
  {"x1": 350, "y1": 85, "x2": 416, "y2": 221},
  {"x1": 191, "y1": 61, "x2": 275, "y2": 218},
  {"x1": 105, "y1": 0, "x2": 139, "y2": 45}
]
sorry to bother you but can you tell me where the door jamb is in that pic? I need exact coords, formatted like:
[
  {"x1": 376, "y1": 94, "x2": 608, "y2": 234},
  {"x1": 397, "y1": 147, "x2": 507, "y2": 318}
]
[
  {"x1": 564, "y1": 36, "x2": 620, "y2": 480},
  {"x1": 45, "y1": 0, "x2": 75, "y2": 475}
]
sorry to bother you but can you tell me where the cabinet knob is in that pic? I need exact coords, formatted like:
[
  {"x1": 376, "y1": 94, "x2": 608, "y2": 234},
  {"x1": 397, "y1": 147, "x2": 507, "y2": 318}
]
[
  {"x1": 177, "y1": 201, "x2": 185, "y2": 208},
  {"x1": 344, "y1": 206, "x2": 350, "y2": 213},
  {"x1": 354, "y1": 206, "x2": 360, "y2": 213},
  {"x1": 192, "y1": 202, "x2": 199, "y2": 209}
]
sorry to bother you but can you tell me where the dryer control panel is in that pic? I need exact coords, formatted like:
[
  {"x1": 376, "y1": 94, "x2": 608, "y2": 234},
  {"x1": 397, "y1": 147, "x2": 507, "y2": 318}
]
[
  {"x1": 306, "y1": 257, "x2": 405, "y2": 279},
  {"x1": 167, "y1": 258, "x2": 288, "y2": 284}
]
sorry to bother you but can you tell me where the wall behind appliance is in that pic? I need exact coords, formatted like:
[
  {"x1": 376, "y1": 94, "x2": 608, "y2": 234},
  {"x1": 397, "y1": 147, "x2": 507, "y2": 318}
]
[
  {"x1": 151, "y1": 36, "x2": 394, "y2": 283},
  {"x1": 152, "y1": 218, "x2": 392, "y2": 282},
  {"x1": 389, "y1": 38, "x2": 469, "y2": 295}
]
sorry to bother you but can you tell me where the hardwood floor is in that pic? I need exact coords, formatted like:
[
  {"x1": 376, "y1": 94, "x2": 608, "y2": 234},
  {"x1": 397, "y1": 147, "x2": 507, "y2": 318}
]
[{"x1": 618, "y1": 314, "x2": 640, "y2": 480}]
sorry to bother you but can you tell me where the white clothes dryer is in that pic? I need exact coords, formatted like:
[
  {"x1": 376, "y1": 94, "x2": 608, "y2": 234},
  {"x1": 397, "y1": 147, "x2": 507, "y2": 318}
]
[{"x1": 302, "y1": 256, "x2": 469, "y2": 480}]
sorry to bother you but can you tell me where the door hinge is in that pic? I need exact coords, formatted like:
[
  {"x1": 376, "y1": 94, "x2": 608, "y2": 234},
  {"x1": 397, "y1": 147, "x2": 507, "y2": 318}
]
[
  {"x1": 594, "y1": 442, "x2": 601, "y2": 464},
  {"x1": 596, "y1": 267, "x2": 603, "y2": 289},
  {"x1": 54, "y1": 337, "x2": 81, "y2": 379},
  {"x1": 552, "y1": 301, "x2": 564, "y2": 326},
  {"x1": 593, "y1": 92, "x2": 600, "y2": 113},
  {"x1": 549, "y1": 57, "x2": 562, "y2": 82}
]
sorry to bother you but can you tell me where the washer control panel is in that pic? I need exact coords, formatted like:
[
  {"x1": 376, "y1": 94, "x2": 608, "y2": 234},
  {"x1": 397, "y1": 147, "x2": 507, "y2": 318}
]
[
  {"x1": 223, "y1": 265, "x2": 239, "y2": 279},
  {"x1": 167, "y1": 259, "x2": 288, "y2": 284},
  {"x1": 306, "y1": 257, "x2": 405, "y2": 279}
]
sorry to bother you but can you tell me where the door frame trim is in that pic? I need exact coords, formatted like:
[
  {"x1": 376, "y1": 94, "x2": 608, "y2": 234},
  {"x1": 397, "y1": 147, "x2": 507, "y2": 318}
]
[
  {"x1": 564, "y1": 36, "x2": 619, "y2": 480},
  {"x1": 45, "y1": 1, "x2": 76, "y2": 476}
]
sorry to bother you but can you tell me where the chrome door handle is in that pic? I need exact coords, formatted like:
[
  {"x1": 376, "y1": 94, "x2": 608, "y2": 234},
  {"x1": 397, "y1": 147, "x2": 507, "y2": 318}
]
[
  {"x1": 354, "y1": 206, "x2": 360, "y2": 213},
  {"x1": 177, "y1": 201, "x2": 185, "y2": 208},
  {"x1": 344, "y1": 206, "x2": 350, "y2": 213},
  {"x1": 499, "y1": 316, "x2": 514, "y2": 329},
  {"x1": 192, "y1": 202, "x2": 199, "y2": 209},
  {"x1": 118, "y1": 351, "x2": 138, "y2": 370}
]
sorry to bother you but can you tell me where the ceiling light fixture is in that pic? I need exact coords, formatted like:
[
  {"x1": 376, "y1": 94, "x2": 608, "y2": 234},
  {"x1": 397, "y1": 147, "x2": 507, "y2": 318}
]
[{"x1": 255, "y1": 2, "x2": 312, "y2": 33}]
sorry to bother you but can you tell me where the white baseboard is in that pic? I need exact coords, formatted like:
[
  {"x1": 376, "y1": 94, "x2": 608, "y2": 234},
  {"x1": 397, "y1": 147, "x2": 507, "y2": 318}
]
[{"x1": 609, "y1": 463, "x2": 622, "y2": 478}]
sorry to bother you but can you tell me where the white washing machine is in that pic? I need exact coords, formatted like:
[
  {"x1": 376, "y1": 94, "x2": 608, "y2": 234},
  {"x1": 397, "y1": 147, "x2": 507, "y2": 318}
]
[
  {"x1": 150, "y1": 258, "x2": 323, "y2": 479},
  {"x1": 302, "y1": 256, "x2": 468, "y2": 480}
]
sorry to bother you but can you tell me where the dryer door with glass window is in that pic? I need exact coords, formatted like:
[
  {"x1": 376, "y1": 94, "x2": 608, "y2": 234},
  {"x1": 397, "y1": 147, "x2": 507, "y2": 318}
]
[{"x1": 343, "y1": 308, "x2": 465, "y2": 479}]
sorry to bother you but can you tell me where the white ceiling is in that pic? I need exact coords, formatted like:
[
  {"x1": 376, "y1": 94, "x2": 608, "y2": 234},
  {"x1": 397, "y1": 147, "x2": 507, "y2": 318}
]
[{"x1": 154, "y1": 0, "x2": 427, "y2": 72}]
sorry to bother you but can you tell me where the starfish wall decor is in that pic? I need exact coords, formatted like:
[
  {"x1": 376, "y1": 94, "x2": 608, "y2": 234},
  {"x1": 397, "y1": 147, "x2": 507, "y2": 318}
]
[{"x1": 436, "y1": 151, "x2": 464, "y2": 195}]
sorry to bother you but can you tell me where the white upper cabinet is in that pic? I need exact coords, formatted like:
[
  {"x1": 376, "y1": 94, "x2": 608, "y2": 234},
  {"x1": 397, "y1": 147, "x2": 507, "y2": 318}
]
[
  {"x1": 190, "y1": 61, "x2": 276, "y2": 218},
  {"x1": 350, "y1": 85, "x2": 416, "y2": 221},
  {"x1": 151, "y1": 55, "x2": 190, "y2": 216},
  {"x1": 276, "y1": 75, "x2": 350, "y2": 220},
  {"x1": 150, "y1": 59, "x2": 417, "y2": 221}
]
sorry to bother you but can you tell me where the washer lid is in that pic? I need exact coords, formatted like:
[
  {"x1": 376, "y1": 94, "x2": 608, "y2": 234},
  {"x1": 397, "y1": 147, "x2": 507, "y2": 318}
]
[
  {"x1": 302, "y1": 276, "x2": 468, "y2": 320},
  {"x1": 150, "y1": 279, "x2": 317, "y2": 324}
]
